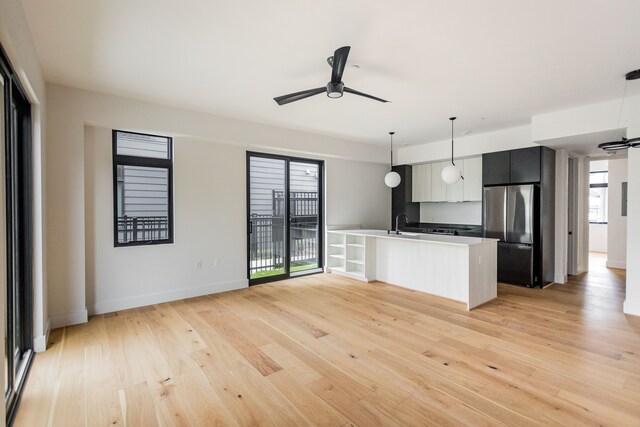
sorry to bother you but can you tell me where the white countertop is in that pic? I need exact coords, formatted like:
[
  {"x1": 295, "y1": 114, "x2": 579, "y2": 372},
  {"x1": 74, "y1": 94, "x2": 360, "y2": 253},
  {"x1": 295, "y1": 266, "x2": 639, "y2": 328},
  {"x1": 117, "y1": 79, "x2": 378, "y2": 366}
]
[{"x1": 328, "y1": 229, "x2": 498, "y2": 246}]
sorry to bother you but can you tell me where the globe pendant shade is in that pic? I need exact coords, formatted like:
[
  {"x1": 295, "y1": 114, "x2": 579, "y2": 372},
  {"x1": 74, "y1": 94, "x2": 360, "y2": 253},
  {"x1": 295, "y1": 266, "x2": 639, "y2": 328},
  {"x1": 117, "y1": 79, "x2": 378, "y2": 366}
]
[
  {"x1": 384, "y1": 171, "x2": 401, "y2": 188},
  {"x1": 441, "y1": 164, "x2": 462, "y2": 184}
]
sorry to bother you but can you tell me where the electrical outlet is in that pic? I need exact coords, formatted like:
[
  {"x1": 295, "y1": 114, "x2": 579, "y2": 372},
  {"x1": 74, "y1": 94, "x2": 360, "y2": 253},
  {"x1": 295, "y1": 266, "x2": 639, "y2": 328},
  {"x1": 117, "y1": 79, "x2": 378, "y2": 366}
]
[
  {"x1": 196, "y1": 261, "x2": 203, "y2": 270},
  {"x1": 213, "y1": 258, "x2": 219, "y2": 267}
]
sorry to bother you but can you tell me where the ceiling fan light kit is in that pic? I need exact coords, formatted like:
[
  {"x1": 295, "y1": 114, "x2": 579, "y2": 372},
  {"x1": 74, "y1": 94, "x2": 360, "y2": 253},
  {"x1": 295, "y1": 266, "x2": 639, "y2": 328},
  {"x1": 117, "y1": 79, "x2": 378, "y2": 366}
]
[
  {"x1": 326, "y1": 82, "x2": 344, "y2": 98},
  {"x1": 442, "y1": 117, "x2": 464, "y2": 184},
  {"x1": 598, "y1": 68, "x2": 640, "y2": 152},
  {"x1": 274, "y1": 46, "x2": 389, "y2": 105},
  {"x1": 384, "y1": 131, "x2": 401, "y2": 188}
]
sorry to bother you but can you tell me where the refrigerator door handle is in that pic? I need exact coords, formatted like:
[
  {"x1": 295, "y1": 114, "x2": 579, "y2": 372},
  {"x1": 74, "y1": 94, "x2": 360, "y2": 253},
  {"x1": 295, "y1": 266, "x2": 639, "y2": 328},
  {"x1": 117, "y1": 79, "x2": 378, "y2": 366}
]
[{"x1": 503, "y1": 190, "x2": 508, "y2": 242}]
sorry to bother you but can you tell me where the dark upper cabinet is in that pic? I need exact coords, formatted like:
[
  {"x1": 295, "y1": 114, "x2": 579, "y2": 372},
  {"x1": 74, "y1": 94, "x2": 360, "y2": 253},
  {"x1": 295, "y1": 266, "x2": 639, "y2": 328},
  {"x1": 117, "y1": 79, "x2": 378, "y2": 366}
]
[
  {"x1": 510, "y1": 147, "x2": 541, "y2": 183},
  {"x1": 483, "y1": 147, "x2": 547, "y2": 186},
  {"x1": 482, "y1": 151, "x2": 510, "y2": 185},
  {"x1": 391, "y1": 165, "x2": 419, "y2": 229},
  {"x1": 392, "y1": 165, "x2": 412, "y2": 207}
]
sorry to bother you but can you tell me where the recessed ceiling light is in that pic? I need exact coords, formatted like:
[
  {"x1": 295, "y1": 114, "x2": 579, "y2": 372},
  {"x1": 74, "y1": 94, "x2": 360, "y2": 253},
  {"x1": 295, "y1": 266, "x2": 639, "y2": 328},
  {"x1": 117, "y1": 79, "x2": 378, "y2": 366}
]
[
  {"x1": 480, "y1": 117, "x2": 486, "y2": 120},
  {"x1": 351, "y1": 64, "x2": 360, "y2": 69},
  {"x1": 463, "y1": 130, "x2": 472, "y2": 135}
]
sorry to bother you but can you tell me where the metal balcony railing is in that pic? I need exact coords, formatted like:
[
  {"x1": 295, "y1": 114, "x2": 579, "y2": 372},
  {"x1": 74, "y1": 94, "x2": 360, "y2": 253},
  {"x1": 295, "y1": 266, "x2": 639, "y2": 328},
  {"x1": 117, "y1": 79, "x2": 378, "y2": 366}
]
[{"x1": 117, "y1": 216, "x2": 169, "y2": 243}]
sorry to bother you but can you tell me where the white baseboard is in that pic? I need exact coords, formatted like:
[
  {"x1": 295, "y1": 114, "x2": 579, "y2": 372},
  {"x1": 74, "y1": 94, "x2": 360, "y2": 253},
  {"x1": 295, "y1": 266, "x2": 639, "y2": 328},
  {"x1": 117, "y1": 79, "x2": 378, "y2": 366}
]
[
  {"x1": 606, "y1": 260, "x2": 626, "y2": 270},
  {"x1": 33, "y1": 319, "x2": 51, "y2": 353},
  {"x1": 624, "y1": 299, "x2": 640, "y2": 317},
  {"x1": 87, "y1": 279, "x2": 248, "y2": 316},
  {"x1": 49, "y1": 309, "x2": 89, "y2": 329}
]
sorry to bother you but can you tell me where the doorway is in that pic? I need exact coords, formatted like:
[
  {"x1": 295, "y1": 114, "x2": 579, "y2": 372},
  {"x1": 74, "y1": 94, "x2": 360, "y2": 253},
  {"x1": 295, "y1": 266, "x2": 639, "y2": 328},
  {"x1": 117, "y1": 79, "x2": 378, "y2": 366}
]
[
  {"x1": 1, "y1": 48, "x2": 34, "y2": 423},
  {"x1": 246, "y1": 152, "x2": 323, "y2": 285},
  {"x1": 587, "y1": 160, "x2": 609, "y2": 268},
  {"x1": 567, "y1": 157, "x2": 578, "y2": 275}
]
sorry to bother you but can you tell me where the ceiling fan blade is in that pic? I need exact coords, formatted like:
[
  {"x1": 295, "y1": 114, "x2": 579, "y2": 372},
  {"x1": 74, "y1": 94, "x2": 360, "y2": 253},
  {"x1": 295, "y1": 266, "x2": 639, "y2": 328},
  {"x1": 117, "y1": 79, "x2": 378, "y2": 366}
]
[
  {"x1": 344, "y1": 87, "x2": 389, "y2": 103},
  {"x1": 331, "y1": 46, "x2": 351, "y2": 83},
  {"x1": 274, "y1": 87, "x2": 326, "y2": 105}
]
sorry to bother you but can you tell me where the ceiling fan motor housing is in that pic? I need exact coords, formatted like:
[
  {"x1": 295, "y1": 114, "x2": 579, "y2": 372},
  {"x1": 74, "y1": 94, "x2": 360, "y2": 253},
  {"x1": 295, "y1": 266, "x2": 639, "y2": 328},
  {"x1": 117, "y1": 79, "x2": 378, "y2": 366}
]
[{"x1": 327, "y1": 81, "x2": 344, "y2": 98}]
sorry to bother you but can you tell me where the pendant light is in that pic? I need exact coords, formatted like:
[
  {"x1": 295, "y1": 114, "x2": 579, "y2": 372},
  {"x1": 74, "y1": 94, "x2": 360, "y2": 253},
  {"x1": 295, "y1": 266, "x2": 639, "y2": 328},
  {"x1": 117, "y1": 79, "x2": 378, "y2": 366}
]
[
  {"x1": 441, "y1": 117, "x2": 465, "y2": 184},
  {"x1": 384, "y1": 131, "x2": 401, "y2": 188},
  {"x1": 598, "y1": 69, "x2": 640, "y2": 152}
]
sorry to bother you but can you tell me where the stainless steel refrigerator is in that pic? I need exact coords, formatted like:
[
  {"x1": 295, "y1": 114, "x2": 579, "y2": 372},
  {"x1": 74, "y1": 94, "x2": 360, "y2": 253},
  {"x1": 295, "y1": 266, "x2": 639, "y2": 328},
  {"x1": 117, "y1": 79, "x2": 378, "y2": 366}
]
[{"x1": 484, "y1": 185, "x2": 537, "y2": 287}]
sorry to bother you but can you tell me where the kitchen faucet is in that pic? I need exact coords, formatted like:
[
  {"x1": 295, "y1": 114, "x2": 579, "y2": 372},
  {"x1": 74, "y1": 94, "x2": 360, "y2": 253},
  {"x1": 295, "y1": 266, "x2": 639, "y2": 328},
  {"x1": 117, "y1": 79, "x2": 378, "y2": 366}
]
[{"x1": 394, "y1": 212, "x2": 409, "y2": 234}]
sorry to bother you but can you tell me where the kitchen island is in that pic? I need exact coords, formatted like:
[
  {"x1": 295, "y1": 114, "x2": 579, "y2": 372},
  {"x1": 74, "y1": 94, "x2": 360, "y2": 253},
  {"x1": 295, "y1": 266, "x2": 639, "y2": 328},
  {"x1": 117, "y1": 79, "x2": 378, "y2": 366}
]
[{"x1": 326, "y1": 229, "x2": 498, "y2": 310}]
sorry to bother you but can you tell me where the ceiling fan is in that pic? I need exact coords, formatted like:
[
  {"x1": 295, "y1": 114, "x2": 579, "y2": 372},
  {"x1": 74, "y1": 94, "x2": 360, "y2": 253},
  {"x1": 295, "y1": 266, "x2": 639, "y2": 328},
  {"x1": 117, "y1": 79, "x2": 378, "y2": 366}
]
[
  {"x1": 273, "y1": 46, "x2": 389, "y2": 106},
  {"x1": 598, "y1": 68, "x2": 640, "y2": 152}
]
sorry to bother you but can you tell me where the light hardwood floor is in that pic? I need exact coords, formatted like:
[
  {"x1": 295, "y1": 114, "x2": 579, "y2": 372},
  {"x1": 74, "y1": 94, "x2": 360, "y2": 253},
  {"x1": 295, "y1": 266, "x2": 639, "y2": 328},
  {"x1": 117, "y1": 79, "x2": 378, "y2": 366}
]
[{"x1": 15, "y1": 255, "x2": 640, "y2": 426}]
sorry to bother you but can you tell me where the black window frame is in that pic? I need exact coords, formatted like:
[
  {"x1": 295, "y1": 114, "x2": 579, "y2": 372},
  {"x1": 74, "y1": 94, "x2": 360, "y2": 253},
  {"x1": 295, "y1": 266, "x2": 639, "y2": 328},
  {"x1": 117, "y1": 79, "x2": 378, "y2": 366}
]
[
  {"x1": 112, "y1": 129, "x2": 174, "y2": 247},
  {"x1": 589, "y1": 170, "x2": 608, "y2": 225},
  {"x1": 1, "y1": 43, "x2": 35, "y2": 425},
  {"x1": 246, "y1": 151, "x2": 325, "y2": 285}
]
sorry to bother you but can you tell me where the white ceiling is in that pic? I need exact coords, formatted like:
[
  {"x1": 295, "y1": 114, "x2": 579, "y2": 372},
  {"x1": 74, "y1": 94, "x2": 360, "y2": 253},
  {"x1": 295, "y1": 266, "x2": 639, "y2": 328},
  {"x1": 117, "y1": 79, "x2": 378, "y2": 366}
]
[{"x1": 20, "y1": 0, "x2": 640, "y2": 146}]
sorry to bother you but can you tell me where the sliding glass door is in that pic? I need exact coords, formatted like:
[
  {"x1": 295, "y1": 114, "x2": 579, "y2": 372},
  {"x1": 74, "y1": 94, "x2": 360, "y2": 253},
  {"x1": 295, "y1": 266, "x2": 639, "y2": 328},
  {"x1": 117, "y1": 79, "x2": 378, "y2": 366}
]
[
  {"x1": 289, "y1": 160, "x2": 321, "y2": 273},
  {"x1": 1, "y1": 47, "x2": 34, "y2": 423},
  {"x1": 247, "y1": 152, "x2": 323, "y2": 284}
]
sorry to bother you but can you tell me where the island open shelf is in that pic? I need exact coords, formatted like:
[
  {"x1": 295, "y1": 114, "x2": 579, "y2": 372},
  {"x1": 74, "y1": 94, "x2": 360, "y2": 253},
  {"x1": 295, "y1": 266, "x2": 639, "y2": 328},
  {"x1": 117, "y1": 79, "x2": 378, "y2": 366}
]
[{"x1": 326, "y1": 230, "x2": 498, "y2": 310}]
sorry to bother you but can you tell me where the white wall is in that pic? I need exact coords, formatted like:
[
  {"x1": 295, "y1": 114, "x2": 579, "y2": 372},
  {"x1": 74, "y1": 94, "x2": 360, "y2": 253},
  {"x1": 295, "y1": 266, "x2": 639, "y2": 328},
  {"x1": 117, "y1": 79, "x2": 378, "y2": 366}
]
[
  {"x1": 49, "y1": 85, "x2": 390, "y2": 326},
  {"x1": 626, "y1": 146, "x2": 640, "y2": 315},
  {"x1": 396, "y1": 125, "x2": 534, "y2": 165},
  {"x1": 419, "y1": 202, "x2": 482, "y2": 225},
  {"x1": 589, "y1": 224, "x2": 608, "y2": 252},
  {"x1": 84, "y1": 125, "x2": 389, "y2": 315},
  {"x1": 532, "y1": 95, "x2": 640, "y2": 142},
  {"x1": 324, "y1": 158, "x2": 390, "y2": 229},
  {"x1": 84, "y1": 127, "x2": 245, "y2": 314},
  {"x1": 1, "y1": 0, "x2": 48, "y2": 363},
  {"x1": 606, "y1": 158, "x2": 627, "y2": 269}
]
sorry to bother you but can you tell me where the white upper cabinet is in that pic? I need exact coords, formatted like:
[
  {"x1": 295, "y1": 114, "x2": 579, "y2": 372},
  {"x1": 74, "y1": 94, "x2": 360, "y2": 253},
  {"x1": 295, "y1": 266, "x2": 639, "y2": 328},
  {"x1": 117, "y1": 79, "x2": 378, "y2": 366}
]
[
  {"x1": 446, "y1": 161, "x2": 464, "y2": 202},
  {"x1": 412, "y1": 163, "x2": 432, "y2": 202},
  {"x1": 431, "y1": 162, "x2": 447, "y2": 202},
  {"x1": 411, "y1": 157, "x2": 482, "y2": 203},
  {"x1": 462, "y1": 157, "x2": 483, "y2": 201}
]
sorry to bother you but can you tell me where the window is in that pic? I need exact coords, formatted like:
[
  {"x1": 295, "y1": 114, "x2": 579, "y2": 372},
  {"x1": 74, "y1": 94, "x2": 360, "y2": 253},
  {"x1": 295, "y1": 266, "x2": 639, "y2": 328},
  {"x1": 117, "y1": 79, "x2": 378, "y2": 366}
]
[
  {"x1": 589, "y1": 171, "x2": 608, "y2": 224},
  {"x1": 113, "y1": 130, "x2": 173, "y2": 246}
]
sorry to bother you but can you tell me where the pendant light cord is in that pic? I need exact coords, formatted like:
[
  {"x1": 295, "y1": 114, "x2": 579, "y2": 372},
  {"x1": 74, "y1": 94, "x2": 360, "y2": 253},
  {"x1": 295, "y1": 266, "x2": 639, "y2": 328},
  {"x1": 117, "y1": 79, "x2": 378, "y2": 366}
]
[
  {"x1": 616, "y1": 80, "x2": 629, "y2": 129},
  {"x1": 389, "y1": 132, "x2": 395, "y2": 170},
  {"x1": 451, "y1": 119, "x2": 455, "y2": 166},
  {"x1": 449, "y1": 117, "x2": 464, "y2": 180}
]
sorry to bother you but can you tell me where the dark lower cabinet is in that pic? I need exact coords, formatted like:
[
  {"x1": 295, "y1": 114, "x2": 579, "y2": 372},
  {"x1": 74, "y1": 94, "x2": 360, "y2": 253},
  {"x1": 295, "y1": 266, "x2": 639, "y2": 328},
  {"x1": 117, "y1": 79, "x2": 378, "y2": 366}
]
[
  {"x1": 498, "y1": 243, "x2": 535, "y2": 287},
  {"x1": 497, "y1": 243, "x2": 511, "y2": 283}
]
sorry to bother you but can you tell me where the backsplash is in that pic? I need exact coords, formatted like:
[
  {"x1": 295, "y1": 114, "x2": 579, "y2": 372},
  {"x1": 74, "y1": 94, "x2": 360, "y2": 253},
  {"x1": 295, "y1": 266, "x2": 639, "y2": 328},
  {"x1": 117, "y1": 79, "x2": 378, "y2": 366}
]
[{"x1": 420, "y1": 201, "x2": 482, "y2": 225}]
